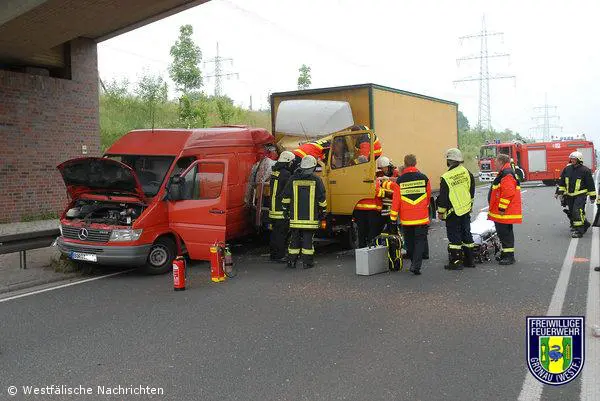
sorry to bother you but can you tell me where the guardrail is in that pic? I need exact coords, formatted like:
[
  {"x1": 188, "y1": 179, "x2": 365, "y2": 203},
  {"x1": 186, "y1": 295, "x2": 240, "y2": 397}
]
[{"x1": 0, "y1": 229, "x2": 60, "y2": 269}]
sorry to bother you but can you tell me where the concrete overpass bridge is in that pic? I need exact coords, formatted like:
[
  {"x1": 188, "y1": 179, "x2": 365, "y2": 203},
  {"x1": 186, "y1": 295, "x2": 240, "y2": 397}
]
[{"x1": 0, "y1": 0, "x2": 209, "y2": 222}]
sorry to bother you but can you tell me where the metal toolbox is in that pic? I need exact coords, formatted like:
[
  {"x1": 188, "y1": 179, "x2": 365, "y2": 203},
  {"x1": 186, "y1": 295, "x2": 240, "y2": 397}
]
[{"x1": 355, "y1": 245, "x2": 388, "y2": 276}]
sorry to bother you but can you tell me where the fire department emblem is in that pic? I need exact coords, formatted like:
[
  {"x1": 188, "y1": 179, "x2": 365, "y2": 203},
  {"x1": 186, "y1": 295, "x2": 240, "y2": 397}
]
[{"x1": 526, "y1": 316, "x2": 584, "y2": 385}]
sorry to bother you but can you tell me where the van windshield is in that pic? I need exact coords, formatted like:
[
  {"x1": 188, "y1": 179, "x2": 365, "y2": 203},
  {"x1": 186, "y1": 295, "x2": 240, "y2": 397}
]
[{"x1": 105, "y1": 155, "x2": 174, "y2": 196}]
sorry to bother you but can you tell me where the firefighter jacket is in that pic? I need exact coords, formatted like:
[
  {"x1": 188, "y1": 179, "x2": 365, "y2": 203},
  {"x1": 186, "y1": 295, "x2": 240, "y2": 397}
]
[
  {"x1": 281, "y1": 169, "x2": 327, "y2": 229},
  {"x1": 357, "y1": 135, "x2": 383, "y2": 160},
  {"x1": 487, "y1": 163, "x2": 523, "y2": 224},
  {"x1": 292, "y1": 138, "x2": 331, "y2": 160},
  {"x1": 437, "y1": 165, "x2": 475, "y2": 218},
  {"x1": 557, "y1": 163, "x2": 596, "y2": 198},
  {"x1": 355, "y1": 179, "x2": 389, "y2": 212},
  {"x1": 268, "y1": 162, "x2": 292, "y2": 220},
  {"x1": 380, "y1": 179, "x2": 399, "y2": 217},
  {"x1": 391, "y1": 167, "x2": 431, "y2": 226}
]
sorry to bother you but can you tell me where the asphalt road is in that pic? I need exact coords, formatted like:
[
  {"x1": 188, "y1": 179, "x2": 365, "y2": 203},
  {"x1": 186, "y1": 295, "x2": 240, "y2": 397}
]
[{"x1": 1, "y1": 182, "x2": 599, "y2": 401}]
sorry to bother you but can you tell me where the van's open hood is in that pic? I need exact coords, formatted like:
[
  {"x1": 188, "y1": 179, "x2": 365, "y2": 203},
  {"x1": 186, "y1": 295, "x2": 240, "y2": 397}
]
[{"x1": 57, "y1": 157, "x2": 147, "y2": 201}]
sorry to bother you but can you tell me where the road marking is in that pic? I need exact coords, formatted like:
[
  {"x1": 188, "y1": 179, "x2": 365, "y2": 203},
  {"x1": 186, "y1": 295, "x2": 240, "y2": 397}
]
[
  {"x1": 479, "y1": 206, "x2": 489, "y2": 211},
  {"x1": 0, "y1": 270, "x2": 133, "y2": 304},
  {"x1": 581, "y1": 227, "x2": 600, "y2": 400},
  {"x1": 518, "y1": 238, "x2": 579, "y2": 401},
  {"x1": 522, "y1": 190, "x2": 528, "y2": 194}
]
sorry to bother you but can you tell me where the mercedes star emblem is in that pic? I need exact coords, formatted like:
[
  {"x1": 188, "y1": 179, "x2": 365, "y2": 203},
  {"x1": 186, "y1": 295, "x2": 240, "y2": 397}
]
[{"x1": 78, "y1": 228, "x2": 89, "y2": 240}]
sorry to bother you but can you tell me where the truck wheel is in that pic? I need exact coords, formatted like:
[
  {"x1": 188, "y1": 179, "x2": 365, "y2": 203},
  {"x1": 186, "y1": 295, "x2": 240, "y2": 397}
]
[
  {"x1": 142, "y1": 237, "x2": 176, "y2": 275},
  {"x1": 343, "y1": 221, "x2": 359, "y2": 250},
  {"x1": 542, "y1": 180, "x2": 556, "y2": 187}
]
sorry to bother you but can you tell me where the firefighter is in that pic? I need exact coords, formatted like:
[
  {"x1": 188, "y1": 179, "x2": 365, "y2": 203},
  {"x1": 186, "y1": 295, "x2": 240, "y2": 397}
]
[
  {"x1": 377, "y1": 156, "x2": 400, "y2": 220},
  {"x1": 292, "y1": 137, "x2": 331, "y2": 168},
  {"x1": 281, "y1": 155, "x2": 327, "y2": 269},
  {"x1": 350, "y1": 125, "x2": 383, "y2": 161},
  {"x1": 487, "y1": 154, "x2": 522, "y2": 265},
  {"x1": 390, "y1": 154, "x2": 431, "y2": 275},
  {"x1": 557, "y1": 151, "x2": 596, "y2": 238},
  {"x1": 376, "y1": 156, "x2": 400, "y2": 178},
  {"x1": 437, "y1": 148, "x2": 476, "y2": 270},
  {"x1": 268, "y1": 151, "x2": 295, "y2": 262}
]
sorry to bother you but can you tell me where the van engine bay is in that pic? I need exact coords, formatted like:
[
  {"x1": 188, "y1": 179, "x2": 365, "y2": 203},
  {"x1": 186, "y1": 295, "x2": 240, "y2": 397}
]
[{"x1": 64, "y1": 199, "x2": 144, "y2": 226}]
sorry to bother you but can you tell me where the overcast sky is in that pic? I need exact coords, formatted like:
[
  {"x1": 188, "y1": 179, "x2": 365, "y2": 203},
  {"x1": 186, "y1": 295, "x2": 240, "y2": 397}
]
[{"x1": 98, "y1": 0, "x2": 600, "y2": 145}]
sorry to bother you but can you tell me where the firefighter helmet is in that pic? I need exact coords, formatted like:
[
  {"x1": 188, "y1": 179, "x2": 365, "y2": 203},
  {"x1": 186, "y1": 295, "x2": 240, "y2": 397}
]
[
  {"x1": 278, "y1": 151, "x2": 295, "y2": 163},
  {"x1": 377, "y1": 156, "x2": 391, "y2": 169},
  {"x1": 445, "y1": 148, "x2": 464, "y2": 162},
  {"x1": 569, "y1": 151, "x2": 583, "y2": 163},
  {"x1": 300, "y1": 155, "x2": 318, "y2": 169}
]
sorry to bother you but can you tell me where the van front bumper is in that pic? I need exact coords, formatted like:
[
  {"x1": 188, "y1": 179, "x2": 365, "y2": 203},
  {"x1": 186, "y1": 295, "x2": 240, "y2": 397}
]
[
  {"x1": 57, "y1": 237, "x2": 150, "y2": 266},
  {"x1": 479, "y1": 172, "x2": 497, "y2": 182}
]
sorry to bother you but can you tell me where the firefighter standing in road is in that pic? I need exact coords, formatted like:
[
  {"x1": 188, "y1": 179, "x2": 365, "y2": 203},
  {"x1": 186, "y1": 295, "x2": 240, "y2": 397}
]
[
  {"x1": 437, "y1": 148, "x2": 476, "y2": 270},
  {"x1": 269, "y1": 151, "x2": 295, "y2": 262},
  {"x1": 390, "y1": 154, "x2": 431, "y2": 275},
  {"x1": 557, "y1": 151, "x2": 596, "y2": 238},
  {"x1": 281, "y1": 155, "x2": 327, "y2": 269},
  {"x1": 487, "y1": 154, "x2": 522, "y2": 265}
]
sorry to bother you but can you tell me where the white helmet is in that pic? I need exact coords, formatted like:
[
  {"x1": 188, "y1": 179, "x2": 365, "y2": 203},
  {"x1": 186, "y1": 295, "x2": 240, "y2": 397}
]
[
  {"x1": 300, "y1": 155, "x2": 317, "y2": 169},
  {"x1": 569, "y1": 151, "x2": 583, "y2": 163},
  {"x1": 445, "y1": 148, "x2": 464, "y2": 162},
  {"x1": 278, "y1": 151, "x2": 295, "y2": 163},
  {"x1": 377, "y1": 156, "x2": 391, "y2": 169}
]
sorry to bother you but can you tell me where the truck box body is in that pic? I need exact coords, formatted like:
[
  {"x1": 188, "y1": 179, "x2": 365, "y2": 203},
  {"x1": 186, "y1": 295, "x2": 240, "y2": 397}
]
[
  {"x1": 479, "y1": 140, "x2": 596, "y2": 183},
  {"x1": 271, "y1": 84, "x2": 459, "y2": 194}
]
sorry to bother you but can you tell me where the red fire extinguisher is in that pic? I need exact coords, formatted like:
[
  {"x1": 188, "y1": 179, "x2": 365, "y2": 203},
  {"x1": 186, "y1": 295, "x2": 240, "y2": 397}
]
[
  {"x1": 210, "y1": 243, "x2": 226, "y2": 283},
  {"x1": 173, "y1": 256, "x2": 186, "y2": 291}
]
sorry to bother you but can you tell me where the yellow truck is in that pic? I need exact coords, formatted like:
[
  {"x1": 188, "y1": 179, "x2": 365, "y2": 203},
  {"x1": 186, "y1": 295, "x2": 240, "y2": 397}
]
[{"x1": 254, "y1": 83, "x2": 458, "y2": 247}]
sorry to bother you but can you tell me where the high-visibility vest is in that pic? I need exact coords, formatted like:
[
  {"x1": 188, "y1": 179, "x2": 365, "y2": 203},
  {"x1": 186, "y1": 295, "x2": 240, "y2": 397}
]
[
  {"x1": 391, "y1": 167, "x2": 431, "y2": 226},
  {"x1": 487, "y1": 163, "x2": 522, "y2": 224},
  {"x1": 281, "y1": 172, "x2": 327, "y2": 229},
  {"x1": 441, "y1": 165, "x2": 472, "y2": 217}
]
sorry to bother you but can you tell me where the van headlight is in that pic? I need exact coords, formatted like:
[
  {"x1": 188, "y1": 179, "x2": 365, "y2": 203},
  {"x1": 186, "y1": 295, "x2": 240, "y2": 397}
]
[{"x1": 109, "y1": 229, "x2": 143, "y2": 242}]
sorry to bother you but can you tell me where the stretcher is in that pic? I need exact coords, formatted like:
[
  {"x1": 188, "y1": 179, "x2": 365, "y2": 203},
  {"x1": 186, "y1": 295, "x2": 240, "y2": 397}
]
[{"x1": 470, "y1": 212, "x2": 501, "y2": 263}]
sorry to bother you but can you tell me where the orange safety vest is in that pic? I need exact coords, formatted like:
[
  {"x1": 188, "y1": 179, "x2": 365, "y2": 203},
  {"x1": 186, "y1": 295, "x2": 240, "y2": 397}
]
[
  {"x1": 391, "y1": 167, "x2": 431, "y2": 225},
  {"x1": 293, "y1": 139, "x2": 330, "y2": 160},
  {"x1": 355, "y1": 180, "x2": 385, "y2": 211},
  {"x1": 488, "y1": 163, "x2": 522, "y2": 224}
]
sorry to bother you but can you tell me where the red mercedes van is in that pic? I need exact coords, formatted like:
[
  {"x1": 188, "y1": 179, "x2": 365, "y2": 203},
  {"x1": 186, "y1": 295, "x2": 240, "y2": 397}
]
[{"x1": 56, "y1": 127, "x2": 275, "y2": 274}]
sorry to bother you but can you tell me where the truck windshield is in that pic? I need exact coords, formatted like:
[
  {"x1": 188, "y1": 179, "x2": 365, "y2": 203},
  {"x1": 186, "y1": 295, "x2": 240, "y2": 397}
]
[
  {"x1": 480, "y1": 146, "x2": 497, "y2": 158},
  {"x1": 105, "y1": 155, "x2": 174, "y2": 196}
]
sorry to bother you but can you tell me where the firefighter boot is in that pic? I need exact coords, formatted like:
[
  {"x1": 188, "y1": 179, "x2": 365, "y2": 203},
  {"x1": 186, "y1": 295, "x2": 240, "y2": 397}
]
[
  {"x1": 499, "y1": 251, "x2": 516, "y2": 265},
  {"x1": 287, "y1": 255, "x2": 298, "y2": 269},
  {"x1": 444, "y1": 248, "x2": 463, "y2": 270},
  {"x1": 462, "y1": 246, "x2": 475, "y2": 268}
]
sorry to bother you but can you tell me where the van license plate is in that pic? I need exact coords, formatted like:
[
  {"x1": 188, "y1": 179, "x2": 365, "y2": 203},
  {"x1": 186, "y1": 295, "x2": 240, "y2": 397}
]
[{"x1": 70, "y1": 252, "x2": 97, "y2": 263}]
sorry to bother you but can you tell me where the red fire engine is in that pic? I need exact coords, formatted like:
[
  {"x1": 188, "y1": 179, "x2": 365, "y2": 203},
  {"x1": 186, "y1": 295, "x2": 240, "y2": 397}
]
[{"x1": 479, "y1": 139, "x2": 596, "y2": 185}]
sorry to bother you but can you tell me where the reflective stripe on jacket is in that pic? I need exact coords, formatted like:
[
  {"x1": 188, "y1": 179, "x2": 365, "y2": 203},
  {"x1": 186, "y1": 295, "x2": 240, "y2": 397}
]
[
  {"x1": 355, "y1": 179, "x2": 384, "y2": 211},
  {"x1": 292, "y1": 138, "x2": 330, "y2": 160},
  {"x1": 487, "y1": 163, "x2": 522, "y2": 224},
  {"x1": 391, "y1": 167, "x2": 431, "y2": 225},
  {"x1": 281, "y1": 171, "x2": 327, "y2": 229},
  {"x1": 557, "y1": 163, "x2": 596, "y2": 197},
  {"x1": 268, "y1": 164, "x2": 292, "y2": 220}
]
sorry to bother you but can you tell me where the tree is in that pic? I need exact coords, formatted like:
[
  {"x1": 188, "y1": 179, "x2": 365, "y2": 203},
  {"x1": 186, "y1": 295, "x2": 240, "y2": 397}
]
[
  {"x1": 458, "y1": 110, "x2": 470, "y2": 132},
  {"x1": 297, "y1": 64, "x2": 311, "y2": 90},
  {"x1": 169, "y1": 24, "x2": 203, "y2": 95},
  {"x1": 104, "y1": 78, "x2": 130, "y2": 101},
  {"x1": 215, "y1": 96, "x2": 236, "y2": 124},
  {"x1": 135, "y1": 73, "x2": 168, "y2": 128}
]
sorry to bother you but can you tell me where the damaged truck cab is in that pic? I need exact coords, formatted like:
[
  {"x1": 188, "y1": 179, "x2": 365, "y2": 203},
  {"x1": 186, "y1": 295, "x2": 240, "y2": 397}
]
[{"x1": 56, "y1": 127, "x2": 275, "y2": 274}]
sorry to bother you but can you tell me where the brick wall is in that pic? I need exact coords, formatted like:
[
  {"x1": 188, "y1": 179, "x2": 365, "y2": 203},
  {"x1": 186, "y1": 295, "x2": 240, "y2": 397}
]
[{"x1": 0, "y1": 38, "x2": 100, "y2": 223}]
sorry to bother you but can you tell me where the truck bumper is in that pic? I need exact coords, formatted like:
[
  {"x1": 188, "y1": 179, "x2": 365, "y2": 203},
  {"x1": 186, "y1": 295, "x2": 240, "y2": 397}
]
[
  {"x1": 57, "y1": 237, "x2": 150, "y2": 266},
  {"x1": 479, "y1": 172, "x2": 497, "y2": 182}
]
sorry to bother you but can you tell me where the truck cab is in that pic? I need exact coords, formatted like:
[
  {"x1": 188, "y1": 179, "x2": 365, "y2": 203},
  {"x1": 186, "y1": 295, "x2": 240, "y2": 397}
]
[
  {"x1": 479, "y1": 142, "x2": 522, "y2": 182},
  {"x1": 56, "y1": 127, "x2": 275, "y2": 273}
]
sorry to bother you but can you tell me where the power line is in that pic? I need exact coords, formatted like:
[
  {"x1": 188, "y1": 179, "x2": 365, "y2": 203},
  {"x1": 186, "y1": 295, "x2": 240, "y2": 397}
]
[
  {"x1": 454, "y1": 15, "x2": 515, "y2": 131},
  {"x1": 531, "y1": 93, "x2": 562, "y2": 141},
  {"x1": 204, "y1": 42, "x2": 239, "y2": 97}
]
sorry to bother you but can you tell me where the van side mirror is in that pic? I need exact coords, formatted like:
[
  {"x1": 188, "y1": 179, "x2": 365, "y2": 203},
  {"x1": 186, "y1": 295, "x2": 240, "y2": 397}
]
[{"x1": 167, "y1": 175, "x2": 183, "y2": 201}]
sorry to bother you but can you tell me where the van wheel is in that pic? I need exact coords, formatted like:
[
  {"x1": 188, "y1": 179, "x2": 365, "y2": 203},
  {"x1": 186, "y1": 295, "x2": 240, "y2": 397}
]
[
  {"x1": 142, "y1": 237, "x2": 176, "y2": 275},
  {"x1": 343, "y1": 221, "x2": 359, "y2": 250}
]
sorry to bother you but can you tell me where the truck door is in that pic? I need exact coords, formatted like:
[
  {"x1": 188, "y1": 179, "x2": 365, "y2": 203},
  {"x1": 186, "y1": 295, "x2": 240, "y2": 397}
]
[
  {"x1": 167, "y1": 159, "x2": 228, "y2": 260},
  {"x1": 325, "y1": 131, "x2": 376, "y2": 215}
]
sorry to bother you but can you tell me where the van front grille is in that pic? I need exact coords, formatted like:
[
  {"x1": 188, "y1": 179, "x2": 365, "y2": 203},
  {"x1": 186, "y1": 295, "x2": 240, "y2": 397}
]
[{"x1": 62, "y1": 226, "x2": 111, "y2": 243}]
